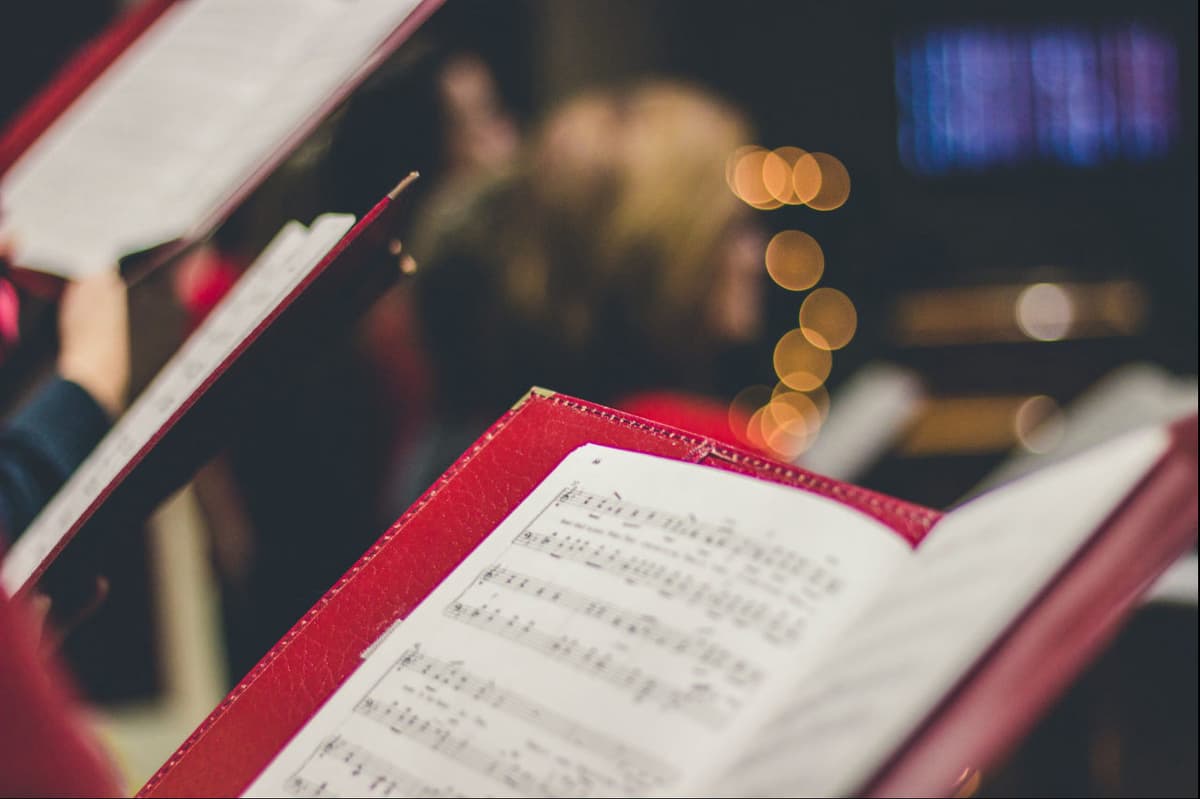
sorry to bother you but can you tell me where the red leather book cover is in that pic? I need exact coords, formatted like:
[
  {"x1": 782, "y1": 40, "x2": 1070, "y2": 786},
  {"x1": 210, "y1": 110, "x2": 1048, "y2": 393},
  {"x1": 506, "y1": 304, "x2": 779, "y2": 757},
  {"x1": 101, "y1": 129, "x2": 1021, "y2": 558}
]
[
  {"x1": 137, "y1": 390, "x2": 940, "y2": 798},
  {"x1": 866, "y1": 414, "x2": 1198, "y2": 797},
  {"x1": 137, "y1": 398, "x2": 1196, "y2": 798}
]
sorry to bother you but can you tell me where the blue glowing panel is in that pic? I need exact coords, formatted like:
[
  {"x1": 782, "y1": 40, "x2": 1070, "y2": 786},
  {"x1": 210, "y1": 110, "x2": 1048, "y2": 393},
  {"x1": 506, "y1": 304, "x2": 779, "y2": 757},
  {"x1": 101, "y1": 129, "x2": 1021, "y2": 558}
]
[{"x1": 895, "y1": 25, "x2": 1178, "y2": 174}]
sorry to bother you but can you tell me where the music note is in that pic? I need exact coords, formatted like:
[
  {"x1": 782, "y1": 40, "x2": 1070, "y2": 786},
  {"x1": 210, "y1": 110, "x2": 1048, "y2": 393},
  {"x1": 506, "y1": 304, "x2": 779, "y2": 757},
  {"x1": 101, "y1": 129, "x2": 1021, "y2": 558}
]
[{"x1": 244, "y1": 443, "x2": 886, "y2": 799}]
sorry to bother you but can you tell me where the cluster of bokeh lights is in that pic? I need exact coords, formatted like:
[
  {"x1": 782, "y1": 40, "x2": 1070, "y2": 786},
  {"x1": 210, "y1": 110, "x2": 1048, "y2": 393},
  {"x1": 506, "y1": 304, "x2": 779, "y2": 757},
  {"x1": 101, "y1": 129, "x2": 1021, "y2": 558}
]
[
  {"x1": 726, "y1": 146, "x2": 851, "y2": 211},
  {"x1": 726, "y1": 146, "x2": 857, "y2": 460}
]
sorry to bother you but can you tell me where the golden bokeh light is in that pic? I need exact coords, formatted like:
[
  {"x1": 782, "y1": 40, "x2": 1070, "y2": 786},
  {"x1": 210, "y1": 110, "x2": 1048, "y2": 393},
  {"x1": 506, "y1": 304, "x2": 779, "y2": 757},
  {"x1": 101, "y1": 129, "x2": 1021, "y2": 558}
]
[
  {"x1": 765, "y1": 230, "x2": 824, "y2": 291},
  {"x1": 745, "y1": 405, "x2": 770, "y2": 451},
  {"x1": 729, "y1": 384, "x2": 772, "y2": 444},
  {"x1": 728, "y1": 146, "x2": 784, "y2": 209},
  {"x1": 1014, "y1": 394, "x2": 1065, "y2": 453},
  {"x1": 762, "y1": 150, "x2": 793, "y2": 203},
  {"x1": 763, "y1": 146, "x2": 809, "y2": 204},
  {"x1": 771, "y1": 381, "x2": 830, "y2": 423},
  {"x1": 773, "y1": 329, "x2": 833, "y2": 391},
  {"x1": 735, "y1": 382, "x2": 831, "y2": 461},
  {"x1": 1015, "y1": 282, "x2": 1074, "y2": 341},
  {"x1": 763, "y1": 421, "x2": 813, "y2": 460},
  {"x1": 799, "y1": 152, "x2": 851, "y2": 211},
  {"x1": 749, "y1": 196, "x2": 784, "y2": 211},
  {"x1": 792, "y1": 151, "x2": 822, "y2": 205},
  {"x1": 725, "y1": 145, "x2": 761, "y2": 192},
  {"x1": 804, "y1": 383, "x2": 831, "y2": 419},
  {"x1": 799, "y1": 287, "x2": 858, "y2": 350},
  {"x1": 759, "y1": 391, "x2": 820, "y2": 460},
  {"x1": 766, "y1": 390, "x2": 822, "y2": 436}
]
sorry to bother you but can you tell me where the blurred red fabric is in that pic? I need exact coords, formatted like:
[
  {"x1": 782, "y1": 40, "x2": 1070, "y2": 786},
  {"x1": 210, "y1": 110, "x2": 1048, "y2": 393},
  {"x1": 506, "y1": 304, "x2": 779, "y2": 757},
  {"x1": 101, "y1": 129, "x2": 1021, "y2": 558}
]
[
  {"x1": 0, "y1": 592, "x2": 121, "y2": 797},
  {"x1": 619, "y1": 390, "x2": 758, "y2": 453}
]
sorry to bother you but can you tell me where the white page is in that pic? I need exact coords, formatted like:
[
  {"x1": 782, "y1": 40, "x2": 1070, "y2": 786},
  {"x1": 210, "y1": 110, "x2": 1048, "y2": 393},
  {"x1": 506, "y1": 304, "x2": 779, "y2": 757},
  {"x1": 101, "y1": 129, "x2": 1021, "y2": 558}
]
[
  {"x1": 0, "y1": 213, "x2": 355, "y2": 595},
  {"x1": 0, "y1": 0, "x2": 419, "y2": 277},
  {"x1": 243, "y1": 444, "x2": 912, "y2": 798},
  {"x1": 710, "y1": 425, "x2": 1169, "y2": 797}
]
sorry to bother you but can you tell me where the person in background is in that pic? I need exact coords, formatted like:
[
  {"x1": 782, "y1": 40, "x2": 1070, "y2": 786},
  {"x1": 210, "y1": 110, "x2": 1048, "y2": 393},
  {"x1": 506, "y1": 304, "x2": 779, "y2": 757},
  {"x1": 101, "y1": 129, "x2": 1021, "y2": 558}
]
[
  {"x1": 0, "y1": 253, "x2": 129, "y2": 546},
  {"x1": 389, "y1": 80, "x2": 766, "y2": 512},
  {"x1": 0, "y1": 243, "x2": 128, "y2": 796}
]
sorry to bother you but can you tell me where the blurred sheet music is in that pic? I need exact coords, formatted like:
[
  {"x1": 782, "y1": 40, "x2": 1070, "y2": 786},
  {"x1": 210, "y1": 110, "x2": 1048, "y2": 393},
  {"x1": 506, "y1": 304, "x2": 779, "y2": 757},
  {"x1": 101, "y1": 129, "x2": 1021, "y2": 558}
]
[
  {"x1": 243, "y1": 444, "x2": 910, "y2": 797},
  {"x1": 712, "y1": 427, "x2": 1169, "y2": 797},
  {"x1": 974, "y1": 363, "x2": 1197, "y2": 495},
  {"x1": 0, "y1": 0, "x2": 420, "y2": 277}
]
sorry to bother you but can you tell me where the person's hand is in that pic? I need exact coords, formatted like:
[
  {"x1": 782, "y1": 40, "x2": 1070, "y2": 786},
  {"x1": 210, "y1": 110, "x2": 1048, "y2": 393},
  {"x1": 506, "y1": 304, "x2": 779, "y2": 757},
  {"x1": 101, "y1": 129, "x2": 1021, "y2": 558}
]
[{"x1": 57, "y1": 270, "x2": 130, "y2": 419}]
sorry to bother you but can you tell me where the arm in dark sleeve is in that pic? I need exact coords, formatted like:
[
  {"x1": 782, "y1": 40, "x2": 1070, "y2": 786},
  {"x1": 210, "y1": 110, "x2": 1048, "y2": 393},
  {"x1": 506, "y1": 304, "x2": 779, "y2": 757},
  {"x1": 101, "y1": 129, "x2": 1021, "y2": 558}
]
[{"x1": 0, "y1": 377, "x2": 112, "y2": 545}]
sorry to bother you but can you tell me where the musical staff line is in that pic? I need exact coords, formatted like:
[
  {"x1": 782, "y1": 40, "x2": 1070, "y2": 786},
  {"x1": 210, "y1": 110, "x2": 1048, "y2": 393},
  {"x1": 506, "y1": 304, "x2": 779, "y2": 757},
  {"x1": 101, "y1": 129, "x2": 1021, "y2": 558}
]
[
  {"x1": 283, "y1": 774, "x2": 336, "y2": 798},
  {"x1": 287, "y1": 735, "x2": 462, "y2": 798},
  {"x1": 512, "y1": 529, "x2": 805, "y2": 643},
  {"x1": 551, "y1": 487, "x2": 843, "y2": 588},
  {"x1": 353, "y1": 698, "x2": 618, "y2": 797},
  {"x1": 394, "y1": 647, "x2": 677, "y2": 789},
  {"x1": 473, "y1": 566, "x2": 763, "y2": 686},
  {"x1": 443, "y1": 600, "x2": 730, "y2": 729},
  {"x1": 354, "y1": 698, "x2": 544, "y2": 796}
]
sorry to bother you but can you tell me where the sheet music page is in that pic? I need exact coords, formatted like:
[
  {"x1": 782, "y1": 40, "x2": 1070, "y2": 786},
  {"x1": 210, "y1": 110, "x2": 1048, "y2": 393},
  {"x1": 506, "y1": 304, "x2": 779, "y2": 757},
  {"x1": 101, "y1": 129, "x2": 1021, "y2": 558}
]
[
  {"x1": 710, "y1": 426, "x2": 1169, "y2": 797},
  {"x1": 0, "y1": 0, "x2": 419, "y2": 277},
  {"x1": 243, "y1": 444, "x2": 912, "y2": 798},
  {"x1": 0, "y1": 213, "x2": 355, "y2": 595}
]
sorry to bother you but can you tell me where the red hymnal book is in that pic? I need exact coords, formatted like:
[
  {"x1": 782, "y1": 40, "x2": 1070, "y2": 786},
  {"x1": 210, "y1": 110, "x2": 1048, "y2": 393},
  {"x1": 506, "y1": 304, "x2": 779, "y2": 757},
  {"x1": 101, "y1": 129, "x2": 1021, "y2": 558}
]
[
  {"x1": 133, "y1": 391, "x2": 1196, "y2": 798},
  {"x1": 0, "y1": 0, "x2": 443, "y2": 287}
]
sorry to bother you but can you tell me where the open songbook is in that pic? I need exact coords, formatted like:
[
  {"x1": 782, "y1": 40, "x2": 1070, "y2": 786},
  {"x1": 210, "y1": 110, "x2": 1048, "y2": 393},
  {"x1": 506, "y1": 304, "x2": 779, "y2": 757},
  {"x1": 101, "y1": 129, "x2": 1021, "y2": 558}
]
[
  {"x1": 0, "y1": 0, "x2": 439, "y2": 279},
  {"x1": 135, "y1": 392, "x2": 1196, "y2": 797},
  {"x1": 1, "y1": 177, "x2": 414, "y2": 598}
]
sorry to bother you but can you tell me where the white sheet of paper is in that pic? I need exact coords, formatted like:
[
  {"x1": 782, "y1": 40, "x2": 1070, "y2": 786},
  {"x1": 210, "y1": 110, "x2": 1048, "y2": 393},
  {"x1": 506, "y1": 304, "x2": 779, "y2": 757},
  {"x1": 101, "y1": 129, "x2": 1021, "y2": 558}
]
[
  {"x1": 242, "y1": 444, "x2": 911, "y2": 798},
  {"x1": 0, "y1": 0, "x2": 419, "y2": 277},
  {"x1": 710, "y1": 425, "x2": 1169, "y2": 797},
  {"x1": 0, "y1": 213, "x2": 355, "y2": 596}
]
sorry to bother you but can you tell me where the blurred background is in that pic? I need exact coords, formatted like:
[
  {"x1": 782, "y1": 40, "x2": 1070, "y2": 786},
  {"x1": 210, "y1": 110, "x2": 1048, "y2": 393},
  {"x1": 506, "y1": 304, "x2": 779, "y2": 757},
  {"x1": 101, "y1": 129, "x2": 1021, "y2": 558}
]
[{"x1": 1, "y1": 0, "x2": 1196, "y2": 795}]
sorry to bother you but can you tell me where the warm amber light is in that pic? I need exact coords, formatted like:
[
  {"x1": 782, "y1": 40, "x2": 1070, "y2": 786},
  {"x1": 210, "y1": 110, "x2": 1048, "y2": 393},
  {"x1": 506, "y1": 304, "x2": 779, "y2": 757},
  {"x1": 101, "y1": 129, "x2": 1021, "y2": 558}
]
[
  {"x1": 792, "y1": 152, "x2": 822, "y2": 204},
  {"x1": 764, "y1": 423, "x2": 812, "y2": 460},
  {"x1": 1014, "y1": 395, "x2": 1065, "y2": 453},
  {"x1": 729, "y1": 384, "x2": 772, "y2": 444},
  {"x1": 759, "y1": 400, "x2": 814, "y2": 460},
  {"x1": 1015, "y1": 282, "x2": 1074, "y2": 341},
  {"x1": 765, "y1": 390, "x2": 822, "y2": 437},
  {"x1": 805, "y1": 384, "x2": 831, "y2": 419},
  {"x1": 725, "y1": 145, "x2": 761, "y2": 193},
  {"x1": 802, "y1": 152, "x2": 851, "y2": 211},
  {"x1": 1098, "y1": 281, "x2": 1147, "y2": 334},
  {"x1": 749, "y1": 196, "x2": 784, "y2": 211},
  {"x1": 800, "y1": 287, "x2": 857, "y2": 350},
  {"x1": 762, "y1": 150, "x2": 793, "y2": 203},
  {"x1": 745, "y1": 406, "x2": 770, "y2": 451},
  {"x1": 765, "y1": 230, "x2": 824, "y2": 291},
  {"x1": 763, "y1": 146, "x2": 809, "y2": 204},
  {"x1": 731, "y1": 147, "x2": 778, "y2": 208},
  {"x1": 952, "y1": 768, "x2": 983, "y2": 799},
  {"x1": 773, "y1": 329, "x2": 832, "y2": 391},
  {"x1": 901, "y1": 395, "x2": 1046, "y2": 455},
  {"x1": 771, "y1": 382, "x2": 830, "y2": 422}
]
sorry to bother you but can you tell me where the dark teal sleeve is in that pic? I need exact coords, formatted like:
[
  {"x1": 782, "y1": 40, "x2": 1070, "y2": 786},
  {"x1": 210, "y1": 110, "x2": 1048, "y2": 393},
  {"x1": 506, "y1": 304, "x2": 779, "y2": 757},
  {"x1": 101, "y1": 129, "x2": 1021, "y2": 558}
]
[{"x1": 0, "y1": 377, "x2": 111, "y2": 546}]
